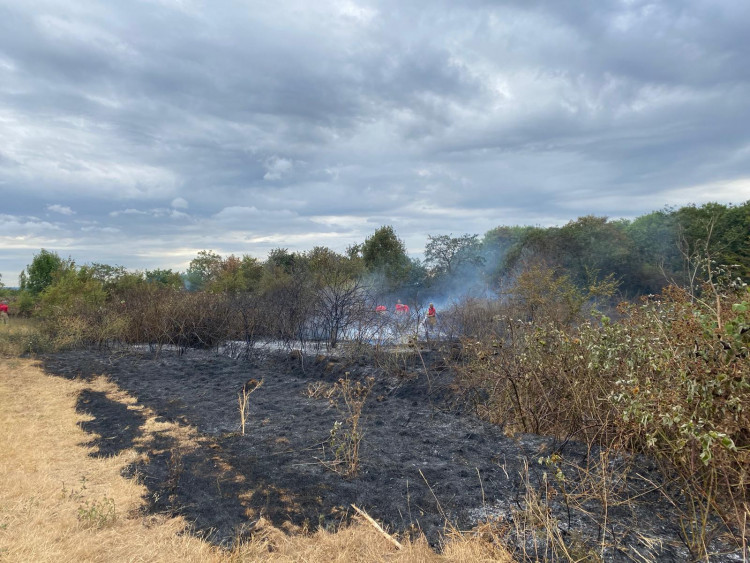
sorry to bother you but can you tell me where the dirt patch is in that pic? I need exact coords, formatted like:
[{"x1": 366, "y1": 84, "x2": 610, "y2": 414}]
[{"x1": 41, "y1": 348, "x2": 742, "y2": 561}]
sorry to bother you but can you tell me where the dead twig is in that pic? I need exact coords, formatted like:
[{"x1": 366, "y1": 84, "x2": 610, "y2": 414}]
[
  {"x1": 238, "y1": 378, "x2": 264, "y2": 436},
  {"x1": 350, "y1": 504, "x2": 403, "y2": 550}
]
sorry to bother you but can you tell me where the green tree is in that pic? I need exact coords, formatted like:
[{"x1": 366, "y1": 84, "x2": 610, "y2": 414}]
[
  {"x1": 625, "y1": 209, "x2": 680, "y2": 293},
  {"x1": 498, "y1": 218, "x2": 634, "y2": 295},
  {"x1": 185, "y1": 250, "x2": 223, "y2": 290},
  {"x1": 500, "y1": 226, "x2": 554, "y2": 275},
  {"x1": 87, "y1": 263, "x2": 127, "y2": 285},
  {"x1": 265, "y1": 248, "x2": 300, "y2": 276},
  {"x1": 480, "y1": 225, "x2": 537, "y2": 286},
  {"x1": 360, "y1": 226, "x2": 411, "y2": 290},
  {"x1": 306, "y1": 246, "x2": 361, "y2": 281},
  {"x1": 24, "y1": 249, "x2": 65, "y2": 295},
  {"x1": 108, "y1": 271, "x2": 146, "y2": 296},
  {"x1": 675, "y1": 201, "x2": 750, "y2": 283},
  {"x1": 39, "y1": 265, "x2": 107, "y2": 313},
  {"x1": 145, "y1": 269, "x2": 184, "y2": 289},
  {"x1": 238, "y1": 255, "x2": 264, "y2": 291},
  {"x1": 424, "y1": 233, "x2": 484, "y2": 277},
  {"x1": 208, "y1": 254, "x2": 263, "y2": 294},
  {"x1": 556, "y1": 215, "x2": 634, "y2": 289}
]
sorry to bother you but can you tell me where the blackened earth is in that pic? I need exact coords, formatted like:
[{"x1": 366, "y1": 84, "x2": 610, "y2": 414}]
[{"x1": 41, "y1": 347, "x2": 743, "y2": 562}]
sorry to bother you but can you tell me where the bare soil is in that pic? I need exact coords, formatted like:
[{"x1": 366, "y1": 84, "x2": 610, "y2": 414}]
[{"x1": 40, "y1": 347, "x2": 743, "y2": 561}]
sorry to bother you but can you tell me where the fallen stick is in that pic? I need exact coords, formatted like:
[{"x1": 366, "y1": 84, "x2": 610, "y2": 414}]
[{"x1": 350, "y1": 504, "x2": 403, "y2": 550}]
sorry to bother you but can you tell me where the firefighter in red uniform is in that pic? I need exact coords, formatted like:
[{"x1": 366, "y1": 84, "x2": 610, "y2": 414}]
[{"x1": 427, "y1": 303, "x2": 437, "y2": 325}]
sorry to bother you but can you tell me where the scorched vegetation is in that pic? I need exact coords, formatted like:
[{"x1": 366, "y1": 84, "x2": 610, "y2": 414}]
[{"x1": 1, "y1": 201, "x2": 748, "y2": 561}]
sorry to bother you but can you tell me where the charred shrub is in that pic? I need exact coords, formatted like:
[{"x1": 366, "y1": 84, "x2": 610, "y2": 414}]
[
  {"x1": 115, "y1": 286, "x2": 237, "y2": 350},
  {"x1": 438, "y1": 297, "x2": 506, "y2": 341}
]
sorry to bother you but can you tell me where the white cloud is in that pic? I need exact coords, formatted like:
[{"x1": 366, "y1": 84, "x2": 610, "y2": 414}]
[
  {"x1": 81, "y1": 226, "x2": 120, "y2": 233},
  {"x1": 661, "y1": 177, "x2": 750, "y2": 205},
  {"x1": 0, "y1": 214, "x2": 62, "y2": 235},
  {"x1": 109, "y1": 207, "x2": 190, "y2": 219},
  {"x1": 171, "y1": 197, "x2": 189, "y2": 209},
  {"x1": 213, "y1": 206, "x2": 297, "y2": 224},
  {"x1": 335, "y1": 0, "x2": 377, "y2": 24},
  {"x1": 263, "y1": 157, "x2": 294, "y2": 181},
  {"x1": 46, "y1": 204, "x2": 75, "y2": 215},
  {"x1": 109, "y1": 208, "x2": 148, "y2": 217}
]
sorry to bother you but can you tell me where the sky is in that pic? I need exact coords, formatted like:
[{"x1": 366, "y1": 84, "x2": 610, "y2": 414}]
[{"x1": 2, "y1": 0, "x2": 750, "y2": 284}]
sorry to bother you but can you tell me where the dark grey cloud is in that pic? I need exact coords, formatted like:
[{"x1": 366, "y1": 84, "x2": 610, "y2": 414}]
[{"x1": 1, "y1": 0, "x2": 750, "y2": 281}]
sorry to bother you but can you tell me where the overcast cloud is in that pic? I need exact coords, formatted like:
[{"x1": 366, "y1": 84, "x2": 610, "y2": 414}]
[{"x1": 2, "y1": 0, "x2": 750, "y2": 282}]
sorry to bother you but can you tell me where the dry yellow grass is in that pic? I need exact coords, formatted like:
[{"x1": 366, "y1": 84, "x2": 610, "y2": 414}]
[
  {"x1": 0, "y1": 357, "x2": 513, "y2": 562},
  {"x1": 0, "y1": 318, "x2": 40, "y2": 357}
]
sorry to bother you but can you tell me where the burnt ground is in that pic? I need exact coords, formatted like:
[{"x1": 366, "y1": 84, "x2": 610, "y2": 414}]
[{"x1": 40, "y1": 347, "x2": 744, "y2": 562}]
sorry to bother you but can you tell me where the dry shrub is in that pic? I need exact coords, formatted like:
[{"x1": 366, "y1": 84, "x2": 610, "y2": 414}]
[
  {"x1": 600, "y1": 285, "x2": 750, "y2": 554},
  {"x1": 230, "y1": 292, "x2": 267, "y2": 349},
  {"x1": 454, "y1": 317, "x2": 614, "y2": 439},
  {"x1": 506, "y1": 458, "x2": 609, "y2": 562},
  {"x1": 41, "y1": 315, "x2": 91, "y2": 350},
  {"x1": 45, "y1": 285, "x2": 249, "y2": 353},
  {"x1": 448, "y1": 262, "x2": 620, "y2": 437},
  {"x1": 373, "y1": 347, "x2": 422, "y2": 378},
  {"x1": 323, "y1": 374, "x2": 375, "y2": 477},
  {"x1": 438, "y1": 297, "x2": 506, "y2": 341},
  {"x1": 257, "y1": 274, "x2": 315, "y2": 346},
  {"x1": 452, "y1": 280, "x2": 750, "y2": 558},
  {"x1": 506, "y1": 447, "x2": 694, "y2": 562},
  {"x1": 305, "y1": 380, "x2": 337, "y2": 400},
  {"x1": 119, "y1": 287, "x2": 237, "y2": 350}
]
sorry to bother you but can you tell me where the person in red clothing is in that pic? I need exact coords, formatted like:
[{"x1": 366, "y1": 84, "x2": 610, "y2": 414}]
[
  {"x1": 426, "y1": 303, "x2": 437, "y2": 325},
  {"x1": 375, "y1": 305, "x2": 387, "y2": 313},
  {"x1": 423, "y1": 302, "x2": 437, "y2": 341},
  {"x1": 395, "y1": 300, "x2": 409, "y2": 313},
  {"x1": 0, "y1": 300, "x2": 8, "y2": 325}
]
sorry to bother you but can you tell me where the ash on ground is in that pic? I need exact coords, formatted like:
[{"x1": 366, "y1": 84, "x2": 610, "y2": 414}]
[{"x1": 42, "y1": 346, "x2": 744, "y2": 562}]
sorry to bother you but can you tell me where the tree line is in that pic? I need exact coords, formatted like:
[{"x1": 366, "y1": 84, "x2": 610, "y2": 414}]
[{"x1": 2, "y1": 200, "x2": 748, "y2": 315}]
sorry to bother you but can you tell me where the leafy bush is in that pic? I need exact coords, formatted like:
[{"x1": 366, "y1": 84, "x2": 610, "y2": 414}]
[
  {"x1": 452, "y1": 279, "x2": 749, "y2": 550},
  {"x1": 454, "y1": 318, "x2": 615, "y2": 438},
  {"x1": 15, "y1": 291, "x2": 36, "y2": 317},
  {"x1": 602, "y1": 285, "x2": 749, "y2": 540}
]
